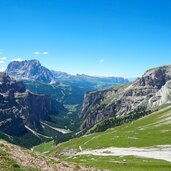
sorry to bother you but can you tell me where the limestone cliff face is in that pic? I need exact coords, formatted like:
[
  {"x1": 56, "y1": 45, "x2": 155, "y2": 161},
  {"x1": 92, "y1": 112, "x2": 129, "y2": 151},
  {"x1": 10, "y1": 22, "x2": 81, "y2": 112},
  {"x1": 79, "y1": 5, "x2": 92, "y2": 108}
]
[
  {"x1": 81, "y1": 65, "x2": 171, "y2": 129},
  {"x1": 0, "y1": 73, "x2": 63, "y2": 136},
  {"x1": 6, "y1": 60, "x2": 55, "y2": 83},
  {"x1": 148, "y1": 80, "x2": 171, "y2": 107}
]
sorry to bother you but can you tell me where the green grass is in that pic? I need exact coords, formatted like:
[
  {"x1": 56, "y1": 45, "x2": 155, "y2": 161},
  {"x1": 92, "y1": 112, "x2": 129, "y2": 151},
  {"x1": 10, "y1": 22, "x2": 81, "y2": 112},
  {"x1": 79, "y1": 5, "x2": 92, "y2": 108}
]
[
  {"x1": 36, "y1": 105, "x2": 171, "y2": 171},
  {"x1": 65, "y1": 155, "x2": 171, "y2": 171},
  {"x1": 33, "y1": 140, "x2": 56, "y2": 153},
  {"x1": 49, "y1": 106, "x2": 171, "y2": 155}
]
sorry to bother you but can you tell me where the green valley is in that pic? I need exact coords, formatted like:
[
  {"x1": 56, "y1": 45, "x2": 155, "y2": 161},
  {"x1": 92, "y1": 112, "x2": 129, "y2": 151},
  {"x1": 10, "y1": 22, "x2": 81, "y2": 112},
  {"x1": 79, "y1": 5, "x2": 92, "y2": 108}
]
[
  {"x1": 1, "y1": 0, "x2": 170, "y2": 170},
  {"x1": 34, "y1": 105, "x2": 171, "y2": 171}
]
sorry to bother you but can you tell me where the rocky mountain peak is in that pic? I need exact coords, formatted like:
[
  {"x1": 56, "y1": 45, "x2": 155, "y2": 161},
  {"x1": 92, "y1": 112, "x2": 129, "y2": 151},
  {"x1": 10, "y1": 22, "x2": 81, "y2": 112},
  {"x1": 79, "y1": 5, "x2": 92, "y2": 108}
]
[
  {"x1": 80, "y1": 64, "x2": 171, "y2": 129},
  {"x1": 134, "y1": 65, "x2": 171, "y2": 88},
  {"x1": 6, "y1": 59, "x2": 54, "y2": 83}
]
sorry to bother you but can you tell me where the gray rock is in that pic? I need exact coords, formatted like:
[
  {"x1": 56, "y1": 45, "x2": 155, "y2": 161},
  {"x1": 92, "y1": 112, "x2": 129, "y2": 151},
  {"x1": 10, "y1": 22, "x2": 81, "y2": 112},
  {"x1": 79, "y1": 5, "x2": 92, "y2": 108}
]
[
  {"x1": 0, "y1": 73, "x2": 63, "y2": 136},
  {"x1": 81, "y1": 65, "x2": 171, "y2": 129}
]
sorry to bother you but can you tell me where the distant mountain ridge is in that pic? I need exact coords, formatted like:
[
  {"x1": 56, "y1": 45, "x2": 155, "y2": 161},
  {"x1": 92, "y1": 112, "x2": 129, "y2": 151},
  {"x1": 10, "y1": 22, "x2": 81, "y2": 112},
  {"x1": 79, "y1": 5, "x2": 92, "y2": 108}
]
[
  {"x1": 6, "y1": 59, "x2": 129, "y2": 106},
  {"x1": 6, "y1": 59, "x2": 129, "y2": 87}
]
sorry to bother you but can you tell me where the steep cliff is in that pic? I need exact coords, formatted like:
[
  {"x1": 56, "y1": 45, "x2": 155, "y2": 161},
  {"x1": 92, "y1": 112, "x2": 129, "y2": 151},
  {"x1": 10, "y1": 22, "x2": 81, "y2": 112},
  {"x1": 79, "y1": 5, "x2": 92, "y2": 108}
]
[
  {"x1": 81, "y1": 65, "x2": 171, "y2": 129},
  {"x1": 0, "y1": 73, "x2": 63, "y2": 136}
]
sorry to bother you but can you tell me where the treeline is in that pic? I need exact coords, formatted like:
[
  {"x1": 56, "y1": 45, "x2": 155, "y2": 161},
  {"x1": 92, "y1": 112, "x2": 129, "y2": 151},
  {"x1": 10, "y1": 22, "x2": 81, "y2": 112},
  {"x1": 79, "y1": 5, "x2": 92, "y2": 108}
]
[{"x1": 89, "y1": 106, "x2": 153, "y2": 133}]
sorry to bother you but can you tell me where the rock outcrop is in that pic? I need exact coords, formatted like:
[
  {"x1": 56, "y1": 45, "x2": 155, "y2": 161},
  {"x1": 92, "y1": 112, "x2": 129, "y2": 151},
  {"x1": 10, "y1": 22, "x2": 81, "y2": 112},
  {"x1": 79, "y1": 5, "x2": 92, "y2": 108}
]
[
  {"x1": 0, "y1": 73, "x2": 63, "y2": 136},
  {"x1": 81, "y1": 65, "x2": 171, "y2": 129}
]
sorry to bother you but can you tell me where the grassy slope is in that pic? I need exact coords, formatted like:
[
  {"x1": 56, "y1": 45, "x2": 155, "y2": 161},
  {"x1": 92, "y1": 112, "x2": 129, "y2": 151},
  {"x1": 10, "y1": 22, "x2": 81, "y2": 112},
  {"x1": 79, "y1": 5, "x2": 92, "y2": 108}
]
[
  {"x1": 34, "y1": 106, "x2": 171, "y2": 171},
  {"x1": 33, "y1": 140, "x2": 56, "y2": 153},
  {"x1": 66, "y1": 155, "x2": 171, "y2": 171},
  {"x1": 51, "y1": 106, "x2": 171, "y2": 152},
  {"x1": 0, "y1": 140, "x2": 100, "y2": 171}
]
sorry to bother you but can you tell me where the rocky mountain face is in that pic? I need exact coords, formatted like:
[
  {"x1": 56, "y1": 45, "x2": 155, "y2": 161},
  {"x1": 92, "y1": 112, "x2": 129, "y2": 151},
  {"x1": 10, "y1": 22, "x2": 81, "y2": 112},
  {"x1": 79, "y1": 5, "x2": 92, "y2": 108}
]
[
  {"x1": 81, "y1": 65, "x2": 171, "y2": 129},
  {"x1": 6, "y1": 59, "x2": 129, "y2": 88},
  {"x1": 6, "y1": 60, "x2": 129, "y2": 107},
  {"x1": 0, "y1": 73, "x2": 63, "y2": 136},
  {"x1": 6, "y1": 60, "x2": 55, "y2": 83}
]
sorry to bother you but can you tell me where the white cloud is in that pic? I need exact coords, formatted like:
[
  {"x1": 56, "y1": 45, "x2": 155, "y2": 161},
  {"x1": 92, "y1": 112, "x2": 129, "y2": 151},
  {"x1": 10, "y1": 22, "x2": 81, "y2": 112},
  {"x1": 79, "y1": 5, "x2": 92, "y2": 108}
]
[
  {"x1": 33, "y1": 51, "x2": 41, "y2": 55},
  {"x1": 0, "y1": 61, "x2": 4, "y2": 64},
  {"x1": 11, "y1": 58, "x2": 23, "y2": 62},
  {"x1": 0, "y1": 57, "x2": 6, "y2": 60},
  {"x1": 33, "y1": 51, "x2": 48, "y2": 55},
  {"x1": 42, "y1": 51, "x2": 48, "y2": 55},
  {"x1": 100, "y1": 58, "x2": 104, "y2": 63}
]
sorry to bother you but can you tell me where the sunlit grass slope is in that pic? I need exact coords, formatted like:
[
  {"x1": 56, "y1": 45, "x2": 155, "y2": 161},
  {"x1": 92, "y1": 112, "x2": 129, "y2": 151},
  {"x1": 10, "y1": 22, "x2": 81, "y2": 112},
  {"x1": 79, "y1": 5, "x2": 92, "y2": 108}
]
[
  {"x1": 34, "y1": 105, "x2": 171, "y2": 171},
  {"x1": 48, "y1": 106, "x2": 171, "y2": 155}
]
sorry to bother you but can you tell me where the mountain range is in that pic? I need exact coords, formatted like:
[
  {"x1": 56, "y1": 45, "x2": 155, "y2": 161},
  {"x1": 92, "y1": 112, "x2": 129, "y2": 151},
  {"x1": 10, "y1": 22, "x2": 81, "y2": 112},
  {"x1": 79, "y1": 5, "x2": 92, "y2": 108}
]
[
  {"x1": 6, "y1": 59, "x2": 129, "y2": 106},
  {"x1": 0, "y1": 59, "x2": 129, "y2": 147},
  {"x1": 6, "y1": 59, "x2": 129, "y2": 88},
  {"x1": 1, "y1": 61, "x2": 171, "y2": 145},
  {"x1": 0, "y1": 61, "x2": 171, "y2": 170}
]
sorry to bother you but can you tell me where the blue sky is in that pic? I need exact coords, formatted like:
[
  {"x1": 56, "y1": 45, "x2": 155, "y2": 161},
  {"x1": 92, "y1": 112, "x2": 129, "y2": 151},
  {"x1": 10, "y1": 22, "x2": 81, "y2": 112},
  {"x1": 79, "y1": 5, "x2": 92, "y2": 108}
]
[{"x1": 0, "y1": 0, "x2": 171, "y2": 77}]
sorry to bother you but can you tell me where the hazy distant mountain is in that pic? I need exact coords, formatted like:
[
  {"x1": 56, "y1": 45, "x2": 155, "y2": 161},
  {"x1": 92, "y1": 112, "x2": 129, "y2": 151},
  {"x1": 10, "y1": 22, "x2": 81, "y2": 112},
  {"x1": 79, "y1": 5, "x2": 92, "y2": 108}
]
[
  {"x1": 6, "y1": 59, "x2": 55, "y2": 83},
  {"x1": 6, "y1": 59, "x2": 129, "y2": 88},
  {"x1": 6, "y1": 59, "x2": 129, "y2": 105}
]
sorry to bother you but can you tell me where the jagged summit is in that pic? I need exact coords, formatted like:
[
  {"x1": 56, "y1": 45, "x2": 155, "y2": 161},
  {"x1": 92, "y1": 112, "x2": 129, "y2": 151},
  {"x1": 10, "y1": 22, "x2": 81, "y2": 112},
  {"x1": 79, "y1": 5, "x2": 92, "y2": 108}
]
[{"x1": 6, "y1": 59, "x2": 54, "y2": 83}]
